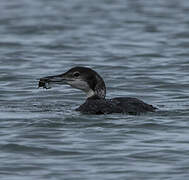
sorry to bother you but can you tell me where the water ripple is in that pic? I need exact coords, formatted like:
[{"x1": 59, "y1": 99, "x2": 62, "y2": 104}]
[{"x1": 1, "y1": 0, "x2": 189, "y2": 180}]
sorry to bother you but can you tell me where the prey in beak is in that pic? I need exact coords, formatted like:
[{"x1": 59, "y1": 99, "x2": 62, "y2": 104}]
[
  {"x1": 38, "y1": 73, "x2": 69, "y2": 89},
  {"x1": 38, "y1": 79, "x2": 51, "y2": 89}
]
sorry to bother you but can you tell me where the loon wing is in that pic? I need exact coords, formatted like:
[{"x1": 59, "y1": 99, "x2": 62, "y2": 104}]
[
  {"x1": 76, "y1": 97, "x2": 156, "y2": 115},
  {"x1": 76, "y1": 99, "x2": 122, "y2": 114},
  {"x1": 112, "y1": 97, "x2": 156, "y2": 114}
]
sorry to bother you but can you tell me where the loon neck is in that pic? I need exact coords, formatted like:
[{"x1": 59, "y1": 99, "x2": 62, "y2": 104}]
[
  {"x1": 87, "y1": 83, "x2": 106, "y2": 99},
  {"x1": 87, "y1": 94, "x2": 104, "y2": 100},
  {"x1": 87, "y1": 81, "x2": 106, "y2": 99},
  {"x1": 92, "y1": 73, "x2": 106, "y2": 99},
  {"x1": 86, "y1": 88, "x2": 106, "y2": 99}
]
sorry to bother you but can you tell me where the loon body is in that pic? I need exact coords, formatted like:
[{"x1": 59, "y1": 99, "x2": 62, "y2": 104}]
[{"x1": 39, "y1": 67, "x2": 156, "y2": 115}]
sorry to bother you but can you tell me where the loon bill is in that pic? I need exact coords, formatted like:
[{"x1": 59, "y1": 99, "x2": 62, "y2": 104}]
[{"x1": 38, "y1": 66, "x2": 157, "y2": 115}]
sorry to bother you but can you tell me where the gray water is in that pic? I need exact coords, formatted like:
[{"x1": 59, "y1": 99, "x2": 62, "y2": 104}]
[{"x1": 1, "y1": 0, "x2": 189, "y2": 179}]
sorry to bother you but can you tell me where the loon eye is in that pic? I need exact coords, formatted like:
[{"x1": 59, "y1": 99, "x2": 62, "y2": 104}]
[{"x1": 73, "y1": 72, "x2": 80, "y2": 77}]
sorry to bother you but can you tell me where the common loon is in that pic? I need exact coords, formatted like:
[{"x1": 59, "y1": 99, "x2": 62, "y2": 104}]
[{"x1": 38, "y1": 66, "x2": 156, "y2": 115}]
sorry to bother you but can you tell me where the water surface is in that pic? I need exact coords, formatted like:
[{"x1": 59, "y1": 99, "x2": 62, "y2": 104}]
[{"x1": 1, "y1": 0, "x2": 189, "y2": 179}]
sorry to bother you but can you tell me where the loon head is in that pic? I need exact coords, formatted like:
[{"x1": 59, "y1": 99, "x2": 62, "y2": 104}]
[{"x1": 39, "y1": 66, "x2": 106, "y2": 99}]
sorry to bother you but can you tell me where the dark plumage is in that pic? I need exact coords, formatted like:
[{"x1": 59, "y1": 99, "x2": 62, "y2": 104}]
[
  {"x1": 77, "y1": 97, "x2": 155, "y2": 115},
  {"x1": 39, "y1": 66, "x2": 157, "y2": 115}
]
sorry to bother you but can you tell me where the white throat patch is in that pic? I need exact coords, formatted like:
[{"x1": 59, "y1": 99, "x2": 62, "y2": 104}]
[
  {"x1": 67, "y1": 79, "x2": 95, "y2": 98},
  {"x1": 87, "y1": 89, "x2": 95, "y2": 98}
]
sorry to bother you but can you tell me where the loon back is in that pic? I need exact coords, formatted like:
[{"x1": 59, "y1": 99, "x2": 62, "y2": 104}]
[
  {"x1": 39, "y1": 66, "x2": 157, "y2": 115},
  {"x1": 77, "y1": 97, "x2": 156, "y2": 115}
]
